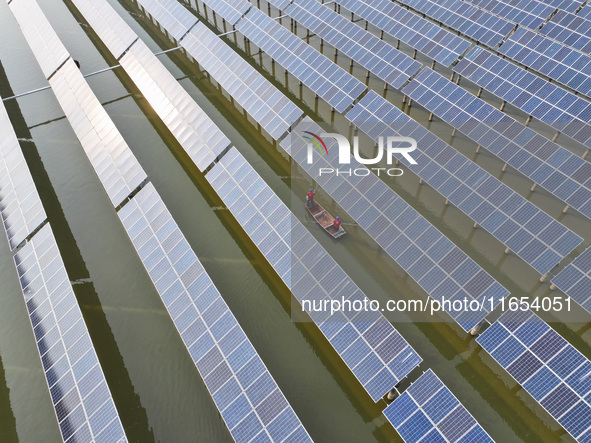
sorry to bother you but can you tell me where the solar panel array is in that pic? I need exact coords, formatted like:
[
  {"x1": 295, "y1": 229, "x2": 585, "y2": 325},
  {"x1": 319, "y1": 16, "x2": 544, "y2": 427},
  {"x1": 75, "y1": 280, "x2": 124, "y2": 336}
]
[
  {"x1": 118, "y1": 183, "x2": 311, "y2": 442},
  {"x1": 540, "y1": 10, "x2": 591, "y2": 54},
  {"x1": 477, "y1": 309, "x2": 591, "y2": 442},
  {"x1": 384, "y1": 369, "x2": 493, "y2": 443},
  {"x1": 347, "y1": 91, "x2": 582, "y2": 275},
  {"x1": 541, "y1": 0, "x2": 584, "y2": 12},
  {"x1": 282, "y1": 118, "x2": 509, "y2": 331},
  {"x1": 463, "y1": 0, "x2": 554, "y2": 29},
  {"x1": 332, "y1": 0, "x2": 471, "y2": 66},
  {"x1": 579, "y1": 5, "x2": 591, "y2": 19},
  {"x1": 14, "y1": 224, "x2": 127, "y2": 442},
  {"x1": 397, "y1": 0, "x2": 515, "y2": 47},
  {"x1": 403, "y1": 68, "x2": 591, "y2": 222},
  {"x1": 499, "y1": 28, "x2": 591, "y2": 97},
  {"x1": 552, "y1": 247, "x2": 591, "y2": 316},
  {"x1": 454, "y1": 47, "x2": 591, "y2": 151},
  {"x1": 136, "y1": 0, "x2": 199, "y2": 41},
  {"x1": 0, "y1": 95, "x2": 46, "y2": 250},
  {"x1": 235, "y1": 8, "x2": 366, "y2": 113},
  {"x1": 206, "y1": 147, "x2": 422, "y2": 402},
  {"x1": 199, "y1": 0, "x2": 251, "y2": 25},
  {"x1": 283, "y1": 0, "x2": 423, "y2": 88}
]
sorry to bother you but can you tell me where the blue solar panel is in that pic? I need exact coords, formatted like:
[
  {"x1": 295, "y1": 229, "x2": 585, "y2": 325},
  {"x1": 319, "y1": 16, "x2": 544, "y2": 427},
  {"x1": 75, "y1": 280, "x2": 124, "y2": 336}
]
[
  {"x1": 283, "y1": 0, "x2": 422, "y2": 87},
  {"x1": 403, "y1": 67, "x2": 591, "y2": 224},
  {"x1": 499, "y1": 28, "x2": 591, "y2": 97},
  {"x1": 206, "y1": 147, "x2": 422, "y2": 401},
  {"x1": 281, "y1": 118, "x2": 509, "y2": 332},
  {"x1": 235, "y1": 8, "x2": 366, "y2": 112},
  {"x1": 579, "y1": 5, "x2": 591, "y2": 19},
  {"x1": 540, "y1": 10, "x2": 591, "y2": 54},
  {"x1": 540, "y1": 0, "x2": 584, "y2": 12},
  {"x1": 384, "y1": 369, "x2": 493, "y2": 443},
  {"x1": 552, "y1": 247, "x2": 591, "y2": 316},
  {"x1": 332, "y1": 0, "x2": 471, "y2": 66},
  {"x1": 454, "y1": 47, "x2": 591, "y2": 151},
  {"x1": 396, "y1": 0, "x2": 515, "y2": 47},
  {"x1": 347, "y1": 90, "x2": 582, "y2": 275},
  {"x1": 119, "y1": 183, "x2": 311, "y2": 442},
  {"x1": 13, "y1": 224, "x2": 126, "y2": 443},
  {"x1": 477, "y1": 309, "x2": 591, "y2": 441},
  {"x1": 463, "y1": 0, "x2": 554, "y2": 29}
]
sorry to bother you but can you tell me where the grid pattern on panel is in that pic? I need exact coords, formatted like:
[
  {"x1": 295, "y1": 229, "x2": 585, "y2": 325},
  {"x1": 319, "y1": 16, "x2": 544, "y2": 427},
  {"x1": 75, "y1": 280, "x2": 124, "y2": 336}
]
[
  {"x1": 118, "y1": 183, "x2": 311, "y2": 442},
  {"x1": 8, "y1": 0, "x2": 70, "y2": 77},
  {"x1": 199, "y1": 0, "x2": 251, "y2": 24},
  {"x1": 265, "y1": 0, "x2": 292, "y2": 10},
  {"x1": 540, "y1": 10, "x2": 591, "y2": 54},
  {"x1": 541, "y1": 0, "x2": 584, "y2": 12},
  {"x1": 118, "y1": 42, "x2": 230, "y2": 171},
  {"x1": 14, "y1": 224, "x2": 126, "y2": 443},
  {"x1": 498, "y1": 28, "x2": 591, "y2": 97},
  {"x1": 283, "y1": 0, "x2": 422, "y2": 88},
  {"x1": 552, "y1": 247, "x2": 591, "y2": 316},
  {"x1": 454, "y1": 47, "x2": 591, "y2": 150},
  {"x1": 477, "y1": 309, "x2": 591, "y2": 441},
  {"x1": 579, "y1": 5, "x2": 591, "y2": 19},
  {"x1": 281, "y1": 118, "x2": 509, "y2": 331},
  {"x1": 333, "y1": 0, "x2": 471, "y2": 66},
  {"x1": 396, "y1": 0, "x2": 515, "y2": 47},
  {"x1": 48, "y1": 59, "x2": 148, "y2": 207},
  {"x1": 179, "y1": 23, "x2": 303, "y2": 140},
  {"x1": 347, "y1": 91, "x2": 582, "y2": 274},
  {"x1": 235, "y1": 8, "x2": 366, "y2": 113},
  {"x1": 463, "y1": 0, "x2": 554, "y2": 29},
  {"x1": 0, "y1": 97, "x2": 46, "y2": 250},
  {"x1": 205, "y1": 147, "x2": 422, "y2": 402},
  {"x1": 403, "y1": 68, "x2": 591, "y2": 223},
  {"x1": 384, "y1": 369, "x2": 493, "y2": 443},
  {"x1": 136, "y1": 0, "x2": 198, "y2": 41}
]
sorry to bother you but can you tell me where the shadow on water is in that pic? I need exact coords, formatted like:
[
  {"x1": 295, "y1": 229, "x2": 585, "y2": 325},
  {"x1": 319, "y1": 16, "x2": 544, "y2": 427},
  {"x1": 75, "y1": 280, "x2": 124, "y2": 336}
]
[
  {"x1": 0, "y1": 62, "x2": 154, "y2": 442},
  {"x1": 0, "y1": 353, "x2": 18, "y2": 443}
]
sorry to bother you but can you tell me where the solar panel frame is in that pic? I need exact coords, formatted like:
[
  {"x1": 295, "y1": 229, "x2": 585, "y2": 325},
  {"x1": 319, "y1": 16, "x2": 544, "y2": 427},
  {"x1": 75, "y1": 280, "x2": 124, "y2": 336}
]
[
  {"x1": 540, "y1": 10, "x2": 591, "y2": 54},
  {"x1": 463, "y1": 0, "x2": 554, "y2": 29},
  {"x1": 552, "y1": 247, "x2": 591, "y2": 317},
  {"x1": 14, "y1": 224, "x2": 126, "y2": 443}
]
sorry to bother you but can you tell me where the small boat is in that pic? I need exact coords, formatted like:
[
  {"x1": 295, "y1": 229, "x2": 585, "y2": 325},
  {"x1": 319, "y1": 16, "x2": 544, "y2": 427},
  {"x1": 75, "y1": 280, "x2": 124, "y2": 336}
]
[{"x1": 306, "y1": 200, "x2": 346, "y2": 238}]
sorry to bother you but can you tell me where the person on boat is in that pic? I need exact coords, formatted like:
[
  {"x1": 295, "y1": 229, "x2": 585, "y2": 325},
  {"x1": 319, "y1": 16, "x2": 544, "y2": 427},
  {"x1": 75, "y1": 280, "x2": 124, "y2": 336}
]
[
  {"x1": 333, "y1": 216, "x2": 341, "y2": 230},
  {"x1": 307, "y1": 189, "x2": 315, "y2": 207}
]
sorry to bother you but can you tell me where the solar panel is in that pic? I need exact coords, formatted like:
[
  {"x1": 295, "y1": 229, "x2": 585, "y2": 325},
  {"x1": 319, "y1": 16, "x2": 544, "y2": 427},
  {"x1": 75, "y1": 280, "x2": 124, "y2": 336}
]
[
  {"x1": 540, "y1": 0, "x2": 584, "y2": 12},
  {"x1": 477, "y1": 309, "x2": 591, "y2": 442},
  {"x1": 403, "y1": 68, "x2": 591, "y2": 223},
  {"x1": 332, "y1": 0, "x2": 471, "y2": 66},
  {"x1": 199, "y1": 0, "x2": 251, "y2": 25},
  {"x1": 0, "y1": 95, "x2": 46, "y2": 250},
  {"x1": 540, "y1": 10, "x2": 591, "y2": 54},
  {"x1": 384, "y1": 369, "x2": 493, "y2": 443},
  {"x1": 463, "y1": 0, "x2": 554, "y2": 29},
  {"x1": 8, "y1": 0, "x2": 70, "y2": 77},
  {"x1": 347, "y1": 90, "x2": 582, "y2": 275},
  {"x1": 454, "y1": 47, "x2": 591, "y2": 151},
  {"x1": 499, "y1": 28, "x2": 591, "y2": 97},
  {"x1": 281, "y1": 118, "x2": 509, "y2": 332},
  {"x1": 283, "y1": 0, "x2": 422, "y2": 88},
  {"x1": 552, "y1": 247, "x2": 591, "y2": 317},
  {"x1": 206, "y1": 147, "x2": 422, "y2": 401},
  {"x1": 135, "y1": 0, "x2": 199, "y2": 41},
  {"x1": 14, "y1": 224, "x2": 126, "y2": 443},
  {"x1": 119, "y1": 183, "x2": 312, "y2": 442},
  {"x1": 579, "y1": 5, "x2": 591, "y2": 19},
  {"x1": 396, "y1": 0, "x2": 515, "y2": 48},
  {"x1": 235, "y1": 8, "x2": 366, "y2": 113}
]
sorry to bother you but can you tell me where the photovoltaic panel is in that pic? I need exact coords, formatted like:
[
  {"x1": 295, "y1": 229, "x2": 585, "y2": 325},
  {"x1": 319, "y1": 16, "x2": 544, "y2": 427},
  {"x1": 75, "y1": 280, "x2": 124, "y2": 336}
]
[
  {"x1": 283, "y1": 0, "x2": 422, "y2": 88},
  {"x1": 235, "y1": 8, "x2": 366, "y2": 113},
  {"x1": 477, "y1": 309, "x2": 591, "y2": 442},
  {"x1": 14, "y1": 224, "x2": 126, "y2": 443},
  {"x1": 540, "y1": 10, "x2": 591, "y2": 54},
  {"x1": 282, "y1": 118, "x2": 509, "y2": 332},
  {"x1": 0, "y1": 95, "x2": 46, "y2": 250},
  {"x1": 135, "y1": 0, "x2": 198, "y2": 41},
  {"x1": 396, "y1": 0, "x2": 515, "y2": 47},
  {"x1": 541, "y1": 0, "x2": 584, "y2": 12},
  {"x1": 384, "y1": 369, "x2": 493, "y2": 443},
  {"x1": 463, "y1": 0, "x2": 554, "y2": 29},
  {"x1": 119, "y1": 183, "x2": 311, "y2": 442},
  {"x1": 552, "y1": 247, "x2": 591, "y2": 316},
  {"x1": 579, "y1": 5, "x2": 591, "y2": 19},
  {"x1": 199, "y1": 0, "x2": 251, "y2": 25},
  {"x1": 499, "y1": 28, "x2": 591, "y2": 97},
  {"x1": 347, "y1": 91, "x2": 582, "y2": 275},
  {"x1": 206, "y1": 147, "x2": 422, "y2": 401},
  {"x1": 403, "y1": 68, "x2": 591, "y2": 223},
  {"x1": 332, "y1": 0, "x2": 471, "y2": 66},
  {"x1": 454, "y1": 47, "x2": 591, "y2": 151}
]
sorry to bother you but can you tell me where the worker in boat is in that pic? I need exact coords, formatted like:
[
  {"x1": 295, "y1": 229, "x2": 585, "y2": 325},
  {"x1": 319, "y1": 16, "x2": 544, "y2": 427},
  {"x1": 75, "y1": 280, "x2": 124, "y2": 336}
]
[
  {"x1": 307, "y1": 188, "x2": 315, "y2": 207},
  {"x1": 333, "y1": 216, "x2": 341, "y2": 231}
]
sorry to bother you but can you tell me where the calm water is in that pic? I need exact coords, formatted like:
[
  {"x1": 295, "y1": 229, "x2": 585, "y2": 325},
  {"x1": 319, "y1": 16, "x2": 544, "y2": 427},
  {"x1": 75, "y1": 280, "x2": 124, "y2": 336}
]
[{"x1": 0, "y1": 0, "x2": 589, "y2": 442}]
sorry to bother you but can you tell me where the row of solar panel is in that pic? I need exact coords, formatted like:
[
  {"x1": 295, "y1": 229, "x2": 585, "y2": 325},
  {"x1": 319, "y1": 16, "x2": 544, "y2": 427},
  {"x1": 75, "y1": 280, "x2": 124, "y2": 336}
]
[
  {"x1": 552, "y1": 247, "x2": 591, "y2": 317},
  {"x1": 403, "y1": 68, "x2": 591, "y2": 221},
  {"x1": 346, "y1": 91, "x2": 582, "y2": 275},
  {"x1": 464, "y1": 0, "x2": 553, "y2": 30},
  {"x1": 540, "y1": 10, "x2": 591, "y2": 54}
]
